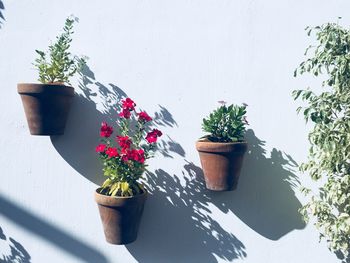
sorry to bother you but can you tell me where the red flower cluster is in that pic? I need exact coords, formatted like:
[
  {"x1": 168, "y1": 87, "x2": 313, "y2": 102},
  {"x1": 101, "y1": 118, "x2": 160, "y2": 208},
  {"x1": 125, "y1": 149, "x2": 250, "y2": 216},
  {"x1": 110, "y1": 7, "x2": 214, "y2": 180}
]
[
  {"x1": 121, "y1": 148, "x2": 145, "y2": 163},
  {"x1": 119, "y1": 98, "x2": 136, "y2": 119},
  {"x1": 117, "y1": 136, "x2": 145, "y2": 163},
  {"x1": 122, "y1": 98, "x2": 136, "y2": 111},
  {"x1": 130, "y1": 148, "x2": 145, "y2": 163},
  {"x1": 97, "y1": 98, "x2": 162, "y2": 173},
  {"x1": 116, "y1": 135, "x2": 132, "y2": 149},
  {"x1": 146, "y1": 129, "x2": 163, "y2": 143},
  {"x1": 105, "y1": 147, "x2": 119, "y2": 158},
  {"x1": 95, "y1": 144, "x2": 106, "y2": 153},
  {"x1": 138, "y1": 111, "x2": 152, "y2": 122},
  {"x1": 100, "y1": 122, "x2": 113, "y2": 138},
  {"x1": 119, "y1": 109, "x2": 131, "y2": 119}
]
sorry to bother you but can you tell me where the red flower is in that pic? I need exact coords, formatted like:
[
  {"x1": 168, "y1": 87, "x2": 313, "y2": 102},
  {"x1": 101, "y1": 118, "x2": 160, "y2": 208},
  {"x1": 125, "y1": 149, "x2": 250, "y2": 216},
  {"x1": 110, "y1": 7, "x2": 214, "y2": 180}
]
[
  {"x1": 119, "y1": 148, "x2": 145, "y2": 163},
  {"x1": 146, "y1": 129, "x2": 163, "y2": 144},
  {"x1": 105, "y1": 147, "x2": 119, "y2": 158},
  {"x1": 135, "y1": 149, "x2": 145, "y2": 163},
  {"x1": 121, "y1": 154, "x2": 129, "y2": 162},
  {"x1": 119, "y1": 108, "x2": 131, "y2": 119},
  {"x1": 95, "y1": 144, "x2": 106, "y2": 153},
  {"x1": 138, "y1": 111, "x2": 152, "y2": 122},
  {"x1": 122, "y1": 98, "x2": 136, "y2": 111},
  {"x1": 100, "y1": 122, "x2": 113, "y2": 137},
  {"x1": 122, "y1": 149, "x2": 145, "y2": 163},
  {"x1": 131, "y1": 149, "x2": 145, "y2": 163},
  {"x1": 116, "y1": 135, "x2": 132, "y2": 149}
]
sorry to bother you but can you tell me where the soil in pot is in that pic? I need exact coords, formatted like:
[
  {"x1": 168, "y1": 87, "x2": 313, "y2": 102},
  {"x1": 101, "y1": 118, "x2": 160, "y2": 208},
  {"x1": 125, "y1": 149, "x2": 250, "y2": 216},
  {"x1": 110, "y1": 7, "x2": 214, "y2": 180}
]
[
  {"x1": 94, "y1": 188, "x2": 147, "y2": 245},
  {"x1": 17, "y1": 83, "x2": 74, "y2": 135},
  {"x1": 196, "y1": 140, "x2": 248, "y2": 191}
]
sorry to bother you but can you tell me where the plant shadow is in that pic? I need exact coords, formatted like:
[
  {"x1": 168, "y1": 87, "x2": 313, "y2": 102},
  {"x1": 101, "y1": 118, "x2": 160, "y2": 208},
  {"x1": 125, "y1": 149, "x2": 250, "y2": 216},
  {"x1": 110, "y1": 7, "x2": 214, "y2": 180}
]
[
  {"x1": 51, "y1": 64, "x2": 247, "y2": 262},
  {"x1": 336, "y1": 250, "x2": 350, "y2": 263},
  {"x1": 126, "y1": 169, "x2": 247, "y2": 263},
  {"x1": 50, "y1": 65, "x2": 180, "y2": 185},
  {"x1": 0, "y1": 226, "x2": 31, "y2": 263}
]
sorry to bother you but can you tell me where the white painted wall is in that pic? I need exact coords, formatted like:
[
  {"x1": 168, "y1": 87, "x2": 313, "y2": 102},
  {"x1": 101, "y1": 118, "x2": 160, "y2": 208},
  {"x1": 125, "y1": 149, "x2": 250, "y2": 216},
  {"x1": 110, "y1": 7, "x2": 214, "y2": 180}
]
[{"x1": 0, "y1": 0, "x2": 348, "y2": 262}]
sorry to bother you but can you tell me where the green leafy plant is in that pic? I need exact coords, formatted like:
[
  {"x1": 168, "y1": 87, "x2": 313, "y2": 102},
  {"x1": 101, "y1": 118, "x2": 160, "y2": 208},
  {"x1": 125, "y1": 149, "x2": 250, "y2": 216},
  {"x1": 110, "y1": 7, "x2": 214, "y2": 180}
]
[
  {"x1": 96, "y1": 98, "x2": 162, "y2": 197},
  {"x1": 34, "y1": 16, "x2": 86, "y2": 84},
  {"x1": 293, "y1": 21, "x2": 350, "y2": 259},
  {"x1": 202, "y1": 102, "x2": 248, "y2": 142}
]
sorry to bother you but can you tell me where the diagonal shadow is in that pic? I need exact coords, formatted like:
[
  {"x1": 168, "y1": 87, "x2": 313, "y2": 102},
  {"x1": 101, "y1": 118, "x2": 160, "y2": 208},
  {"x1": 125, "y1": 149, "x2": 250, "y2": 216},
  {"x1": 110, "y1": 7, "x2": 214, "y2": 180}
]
[
  {"x1": 0, "y1": 194, "x2": 108, "y2": 263},
  {"x1": 0, "y1": 226, "x2": 31, "y2": 263},
  {"x1": 0, "y1": 1, "x2": 4, "y2": 28},
  {"x1": 186, "y1": 129, "x2": 306, "y2": 240}
]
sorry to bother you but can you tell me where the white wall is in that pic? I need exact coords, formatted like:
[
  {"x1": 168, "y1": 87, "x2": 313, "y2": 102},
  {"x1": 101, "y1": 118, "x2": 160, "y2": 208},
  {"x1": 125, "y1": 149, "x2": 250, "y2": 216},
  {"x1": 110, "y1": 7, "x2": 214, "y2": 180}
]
[{"x1": 0, "y1": 0, "x2": 348, "y2": 262}]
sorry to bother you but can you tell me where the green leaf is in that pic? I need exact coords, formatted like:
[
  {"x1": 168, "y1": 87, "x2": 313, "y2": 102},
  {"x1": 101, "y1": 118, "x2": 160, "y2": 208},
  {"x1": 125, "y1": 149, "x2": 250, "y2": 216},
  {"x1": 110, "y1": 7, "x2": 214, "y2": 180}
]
[
  {"x1": 33, "y1": 16, "x2": 86, "y2": 84},
  {"x1": 202, "y1": 103, "x2": 247, "y2": 142},
  {"x1": 294, "y1": 22, "x2": 350, "y2": 258}
]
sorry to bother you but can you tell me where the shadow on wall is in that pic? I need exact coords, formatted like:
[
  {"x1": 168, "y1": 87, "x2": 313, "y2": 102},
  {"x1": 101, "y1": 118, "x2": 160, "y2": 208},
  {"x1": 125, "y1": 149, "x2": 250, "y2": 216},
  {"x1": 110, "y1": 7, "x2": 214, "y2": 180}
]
[
  {"x1": 336, "y1": 250, "x2": 350, "y2": 263},
  {"x1": 51, "y1": 64, "x2": 303, "y2": 262},
  {"x1": 51, "y1": 65, "x2": 246, "y2": 262},
  {"x1": 127, "y1": 169, "x2": 247, "y2": 263},
  {"x1": 0, "y1": 1, "x2": 4, "y2": 28},
  {"x1": 51, "y1": 64, "x2": 181, "y2": 185},
  {"x1": 0, "y1": 194, "x2": 108, "y2": 263},
  {"x1": 127, "y1": 129, "x2": 304, "y2": 263},
  {"x1": 209, "y1": 129, "x2": 306, "y2": 240},
  {"x1": 0, "y1": 226, "x2": 30, "y2": 263}
]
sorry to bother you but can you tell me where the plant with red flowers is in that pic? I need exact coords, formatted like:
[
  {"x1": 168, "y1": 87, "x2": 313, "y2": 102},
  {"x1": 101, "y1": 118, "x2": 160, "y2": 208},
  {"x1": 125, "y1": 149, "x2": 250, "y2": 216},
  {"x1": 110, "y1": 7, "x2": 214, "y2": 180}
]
[{"x1": 96, "y1": 98, "x2": 162, "y2": 197}]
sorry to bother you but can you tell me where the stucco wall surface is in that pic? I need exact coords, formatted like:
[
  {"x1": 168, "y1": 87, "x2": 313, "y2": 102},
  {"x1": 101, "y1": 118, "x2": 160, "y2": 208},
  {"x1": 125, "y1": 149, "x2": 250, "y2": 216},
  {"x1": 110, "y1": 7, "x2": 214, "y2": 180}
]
[{"x1": 0, "y1": 1, "x2": 349, "y2": 262}]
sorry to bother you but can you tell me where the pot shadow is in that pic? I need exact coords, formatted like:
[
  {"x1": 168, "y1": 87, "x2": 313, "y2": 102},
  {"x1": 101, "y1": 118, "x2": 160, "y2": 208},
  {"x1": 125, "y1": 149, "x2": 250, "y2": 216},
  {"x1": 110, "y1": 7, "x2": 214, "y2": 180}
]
[
  {"x1": 0, "y1": 226, "x2": 31, "y2": 263},
  {"x1": 0, "y1": 1, "x2": 4, "y2": 28},
  {"x1": 50, "y1": 64, "x2": 182, "y2": 185},
  {"x1": 187, "y1": 129, "x2": 306, "y2": 240}
]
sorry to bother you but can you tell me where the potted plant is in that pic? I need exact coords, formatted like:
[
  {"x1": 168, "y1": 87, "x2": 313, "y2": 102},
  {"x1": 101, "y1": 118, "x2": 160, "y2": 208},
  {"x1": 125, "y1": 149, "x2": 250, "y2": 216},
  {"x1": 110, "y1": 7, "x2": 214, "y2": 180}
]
[
  {"x1": 17, "y1": 16, "x2": 86, "y2": 135},
  {"x1": 95, "y1": 97, "x2": 162, "y2": 245},
  {"x1": 196, "y1": 102, "x2": 248, "y2": 191},
  {"x1": 293, "y1": 22, "x2": 350, "y2": 260}
]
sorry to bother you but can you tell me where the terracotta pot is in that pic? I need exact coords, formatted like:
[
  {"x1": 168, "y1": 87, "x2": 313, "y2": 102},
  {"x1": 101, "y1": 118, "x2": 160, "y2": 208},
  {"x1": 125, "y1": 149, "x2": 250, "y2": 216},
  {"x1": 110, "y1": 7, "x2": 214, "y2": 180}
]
[
  {"x1": 196, "y1": 140, "x2": 248, "y2": 191},
  {"x1": 17, "y1": 83, "x2": 74, "y2": 135},
  {"x1": 95, "y1": 188, "x2": 147, "y2": 245}
]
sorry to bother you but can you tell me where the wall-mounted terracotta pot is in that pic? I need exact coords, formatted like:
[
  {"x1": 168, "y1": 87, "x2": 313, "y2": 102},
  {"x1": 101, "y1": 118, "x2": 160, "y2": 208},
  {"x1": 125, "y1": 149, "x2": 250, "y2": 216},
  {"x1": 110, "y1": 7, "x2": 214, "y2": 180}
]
[
  {"x1": 94, "y1": 188, "x2": 147, "y2": 245},
  {"x1": 196, "y1": 140, "x2": 248, "y2": 191},
  {"x1": 17, "y1": 83, "x2": 74, "y2": 135}
]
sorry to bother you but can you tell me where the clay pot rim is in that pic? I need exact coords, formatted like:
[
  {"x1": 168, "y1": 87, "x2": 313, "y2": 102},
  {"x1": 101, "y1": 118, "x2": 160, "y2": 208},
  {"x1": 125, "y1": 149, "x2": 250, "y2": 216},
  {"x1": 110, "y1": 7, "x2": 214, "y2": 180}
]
[
  {"x1": 196, "y1": 139, "x2": 247, "y2": 145},
  {"x1": 17, "y1": 82, "x2": 73, "y2": 88},
  {"x1": 17, "y1": 82, "x2": 73, "y2": 86},
  {"x1": 95, "y1": 187, "x2": 148, "y2": 206},
  {"x1": 196, "y1": 140, "x2": 248, "y2": 153},
  {"x1": 17, "y1": 83, "x2": 74, "y2": 96},
  {"x1": 95, "y1": 187, "x2": 148, "y2": 198}
]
